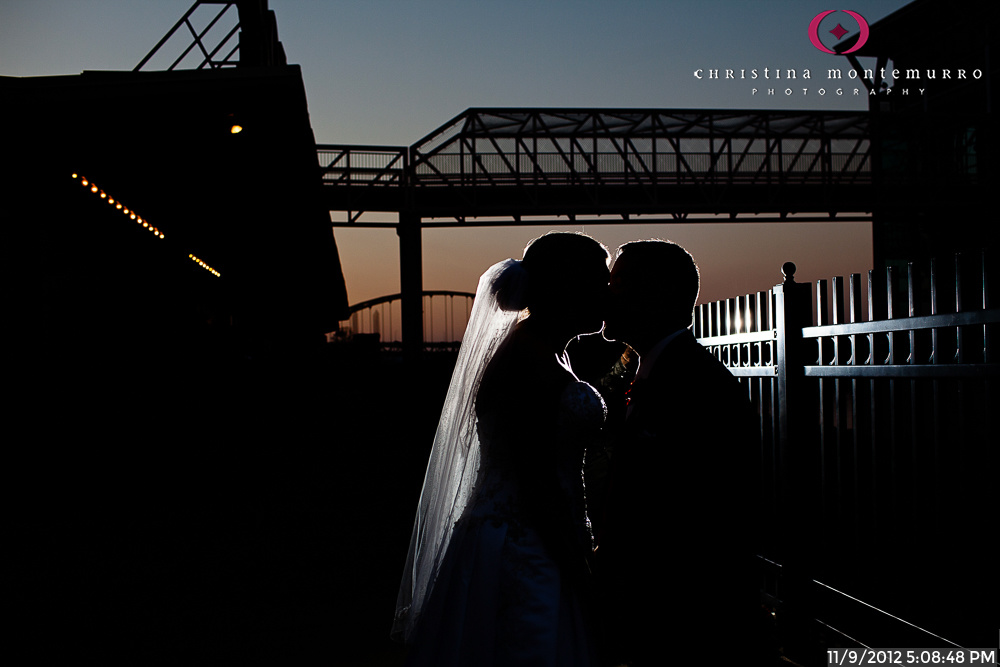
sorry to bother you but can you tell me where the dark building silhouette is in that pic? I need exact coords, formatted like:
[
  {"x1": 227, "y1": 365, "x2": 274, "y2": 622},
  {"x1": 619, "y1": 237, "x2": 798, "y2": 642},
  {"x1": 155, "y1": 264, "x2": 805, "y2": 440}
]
[
  {"x1": 842, "y1": 1, "x2": 999, "y2": 264},
  {"x1": 3, "y1": 5, "x2": 353, "y2": 660},
  {"x1": 4, "y1": 6, "x2": 347, "y2": 376}
]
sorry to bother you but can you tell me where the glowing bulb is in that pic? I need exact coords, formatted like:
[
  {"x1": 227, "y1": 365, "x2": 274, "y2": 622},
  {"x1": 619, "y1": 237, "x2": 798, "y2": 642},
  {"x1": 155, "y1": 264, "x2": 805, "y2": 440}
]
[
  {"x1": 116, "y1": 203, "x2": 122, "y2": 210},
  {"x1": 130, "y1": 213, "x2": 136, "y2": 220},
  {"x1": 100, "y1": 192, "x2": 107, "y2": 198},
  {"x1": 71, "y1": 173, "x2": 78, "y2": 179},
  {"x1": 91, "y1": 185, "x2": 98, "y2": 193},
  {"x1": 108, "y1": 198, "x2": 115, "y2": 204},
  {"x1": 230, "y1": 124, "x2": 243, "y2": 134},
  {"x1": 81, "y1": 179, "x2": 89, "y2": 186}
]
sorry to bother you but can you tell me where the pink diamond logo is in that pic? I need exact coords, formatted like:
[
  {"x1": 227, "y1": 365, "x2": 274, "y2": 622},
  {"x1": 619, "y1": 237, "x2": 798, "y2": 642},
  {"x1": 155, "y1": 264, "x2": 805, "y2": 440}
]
[
  {"x1": 810, "y1": 11, "x2": 870, "y2": 54},
  {"x1": 829, "y1": 23, "x2": 849, "y2": 40}
]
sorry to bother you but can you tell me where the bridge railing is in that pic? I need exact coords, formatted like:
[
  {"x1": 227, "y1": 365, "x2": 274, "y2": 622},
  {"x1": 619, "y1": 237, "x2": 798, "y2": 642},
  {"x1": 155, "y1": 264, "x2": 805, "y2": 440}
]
[
  {"x1": 408, "y1": 150, "x2": 871, "y2": 186},
  {"x1": 318, "y1": 109, "x2": 874, "y2": 193},
  {"x1": 317, "y1": 145, "x2": 408, "y2": 186},
  {"x1": 695, "y1": 252, "x2": 997, "y2": 647}
]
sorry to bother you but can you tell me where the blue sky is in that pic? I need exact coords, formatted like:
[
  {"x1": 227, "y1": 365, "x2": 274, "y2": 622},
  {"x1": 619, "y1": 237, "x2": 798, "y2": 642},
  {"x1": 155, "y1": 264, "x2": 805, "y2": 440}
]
[
  {"x1": 2, "y1": 0, "x2": 914, "y2": 311},
  {"x1": 2, "y1": 0, "x2": 913, "y2": 142}
]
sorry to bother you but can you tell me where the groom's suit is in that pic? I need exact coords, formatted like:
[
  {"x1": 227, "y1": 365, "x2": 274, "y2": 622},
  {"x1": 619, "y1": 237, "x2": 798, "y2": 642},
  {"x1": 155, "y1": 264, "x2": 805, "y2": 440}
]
[{"x1": 598, "y1": 328, "x2": 761, "y2": 665}]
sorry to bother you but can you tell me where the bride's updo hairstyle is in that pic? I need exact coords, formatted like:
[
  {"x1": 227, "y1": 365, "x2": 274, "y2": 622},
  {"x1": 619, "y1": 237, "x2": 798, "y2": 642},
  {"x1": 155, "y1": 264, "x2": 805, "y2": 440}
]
[
  {"x1": 493, "y1": 232, "x2": 609, "y2": 327},
  {"x1": 492, "y1": 259, "x2": 531, "y2": 312}
]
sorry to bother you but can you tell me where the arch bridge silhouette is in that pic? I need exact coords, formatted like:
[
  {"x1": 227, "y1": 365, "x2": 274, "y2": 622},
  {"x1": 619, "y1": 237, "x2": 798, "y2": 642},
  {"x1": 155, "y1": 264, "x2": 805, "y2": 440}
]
[
  {"x1": 320, "y1": 108, "x2": 874, "y2": 349},
  {"x1": 337, "y1": 290, "x2": 476, "y2": 352}
]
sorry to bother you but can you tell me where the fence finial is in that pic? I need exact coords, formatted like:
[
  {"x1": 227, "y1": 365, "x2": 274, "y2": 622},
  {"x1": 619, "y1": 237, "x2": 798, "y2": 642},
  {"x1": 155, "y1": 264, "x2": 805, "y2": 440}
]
[{"x1": 782, "y1": 262, "x2": 797, "y2": 284}]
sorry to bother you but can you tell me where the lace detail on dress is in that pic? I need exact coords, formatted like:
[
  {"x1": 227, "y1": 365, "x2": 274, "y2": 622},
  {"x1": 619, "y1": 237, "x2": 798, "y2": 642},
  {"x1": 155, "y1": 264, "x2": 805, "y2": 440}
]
[{"x1": 557, "y1": 381, "x2": 607, "y2": 435}]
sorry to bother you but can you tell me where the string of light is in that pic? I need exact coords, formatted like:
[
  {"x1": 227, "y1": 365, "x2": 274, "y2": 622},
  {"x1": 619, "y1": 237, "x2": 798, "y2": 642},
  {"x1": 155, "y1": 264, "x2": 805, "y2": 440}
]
[
  {"x1": 72, "y1": 172, "x2": 222, "y2": 278},
  {"x1": 72, "y1": 173, "x2": 166, "y2": 239},
  {"x1": 188, "y1": 254, "x2": 221, "y2": 277}
]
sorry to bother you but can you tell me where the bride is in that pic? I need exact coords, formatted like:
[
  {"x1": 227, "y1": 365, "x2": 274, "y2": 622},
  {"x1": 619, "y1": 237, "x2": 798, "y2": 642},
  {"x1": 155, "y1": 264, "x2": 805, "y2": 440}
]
[{"x1": 393, "y1": 232, "x2": 610, "y2": 666}]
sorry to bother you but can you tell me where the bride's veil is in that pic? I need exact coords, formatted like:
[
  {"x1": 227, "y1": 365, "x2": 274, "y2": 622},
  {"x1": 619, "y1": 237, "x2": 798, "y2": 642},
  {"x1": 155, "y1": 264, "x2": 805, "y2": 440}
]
[{"x1": 392, "y1": 258, "x2": 527, "y2": 643}]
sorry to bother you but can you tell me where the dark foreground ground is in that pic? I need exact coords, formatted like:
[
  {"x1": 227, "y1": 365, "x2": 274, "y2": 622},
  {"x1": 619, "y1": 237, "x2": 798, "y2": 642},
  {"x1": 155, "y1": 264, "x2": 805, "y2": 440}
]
[
  {"x1": 9, "y1": 337, "x2": 437, "y2": 663},
  {"x1": 9, "y1": 337, "x2": 820, "y2": 664}
]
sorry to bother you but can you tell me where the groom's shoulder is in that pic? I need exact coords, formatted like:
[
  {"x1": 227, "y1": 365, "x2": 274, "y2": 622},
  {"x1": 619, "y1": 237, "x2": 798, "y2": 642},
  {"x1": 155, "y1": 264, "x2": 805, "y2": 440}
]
[
  {"x1": 652, "y1": 331, "x2": 744, "y2": 398},
  {"x1": 663, "y1": 330, "x2": 732, "y2": 375}
]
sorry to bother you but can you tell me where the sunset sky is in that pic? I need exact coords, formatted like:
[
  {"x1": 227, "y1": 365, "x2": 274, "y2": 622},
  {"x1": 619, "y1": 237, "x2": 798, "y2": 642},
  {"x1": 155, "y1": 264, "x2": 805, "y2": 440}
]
[{"x1": 3, "y1": 0, "x2": 914, "y2": 318}]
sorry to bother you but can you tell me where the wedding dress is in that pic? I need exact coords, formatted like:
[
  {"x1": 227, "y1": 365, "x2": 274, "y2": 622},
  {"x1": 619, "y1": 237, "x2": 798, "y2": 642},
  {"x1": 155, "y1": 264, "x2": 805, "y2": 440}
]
[{"x1": 393, "y1": 259, "x2": 605, "y2": 667}]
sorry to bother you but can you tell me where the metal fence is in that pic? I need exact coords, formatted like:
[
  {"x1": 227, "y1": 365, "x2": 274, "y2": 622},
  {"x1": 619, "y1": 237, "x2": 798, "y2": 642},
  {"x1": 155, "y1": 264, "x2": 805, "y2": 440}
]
[{"x1": 695, "y1": 253, "x2": 997, "y2": 648}]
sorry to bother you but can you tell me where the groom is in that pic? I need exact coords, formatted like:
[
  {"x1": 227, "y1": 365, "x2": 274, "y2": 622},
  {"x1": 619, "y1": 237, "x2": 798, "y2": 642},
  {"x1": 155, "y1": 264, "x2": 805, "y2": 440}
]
[{"x1": 596, "y1": 240, "x2": 767, "y2": 666}]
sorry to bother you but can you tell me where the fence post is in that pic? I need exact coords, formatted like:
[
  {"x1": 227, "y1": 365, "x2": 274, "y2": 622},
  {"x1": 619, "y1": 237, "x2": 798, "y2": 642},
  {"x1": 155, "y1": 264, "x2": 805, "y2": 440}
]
[{"x1": 772, "y1": 262, "x2": 817, "y2": 649}]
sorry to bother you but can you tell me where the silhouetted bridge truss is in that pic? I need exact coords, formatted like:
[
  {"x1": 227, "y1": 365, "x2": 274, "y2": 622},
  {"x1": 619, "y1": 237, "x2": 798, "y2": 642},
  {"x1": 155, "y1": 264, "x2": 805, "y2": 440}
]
[
  {"x1": 320, "y1": 108, "x2": 873, "y2": 226},
  {"x1": 320, "y1": 108, "x2": 874, "y2": 348}
]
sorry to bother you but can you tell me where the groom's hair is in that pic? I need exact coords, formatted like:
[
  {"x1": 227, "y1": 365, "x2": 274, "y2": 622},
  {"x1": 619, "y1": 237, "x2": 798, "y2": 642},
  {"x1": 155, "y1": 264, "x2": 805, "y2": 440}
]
[{"x1": 614, "y1": 239, "x2": 700, "y2": 323}]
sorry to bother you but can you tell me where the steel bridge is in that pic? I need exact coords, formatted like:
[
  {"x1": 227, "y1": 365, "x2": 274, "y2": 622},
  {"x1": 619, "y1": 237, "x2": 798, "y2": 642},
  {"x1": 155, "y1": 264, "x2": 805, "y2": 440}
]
[
  {"x1": 320, "y1": 108, "x2": 872, "y2": 223},
  {"x1": 320, "y1": 108, "x2": 874, "y2": 349},
  {"x1": 335, "y1": 290, "x2": 476, "y2": 352}
]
